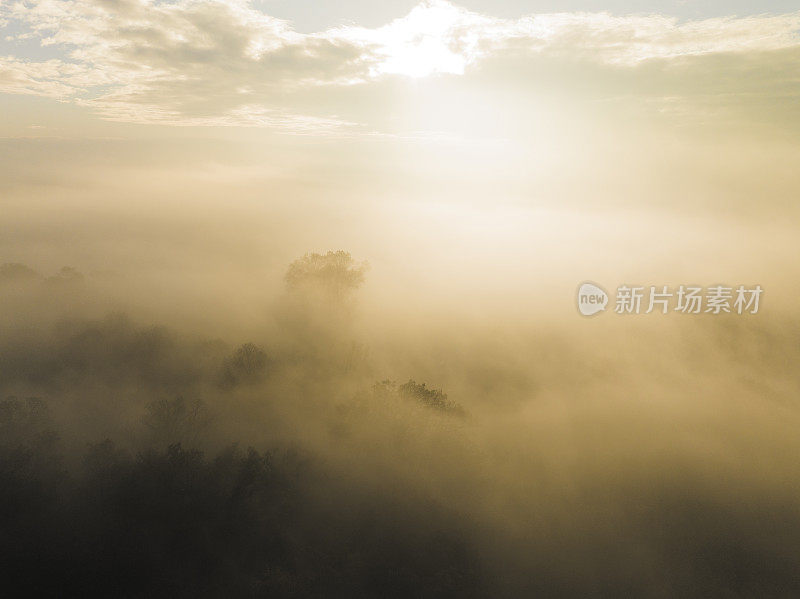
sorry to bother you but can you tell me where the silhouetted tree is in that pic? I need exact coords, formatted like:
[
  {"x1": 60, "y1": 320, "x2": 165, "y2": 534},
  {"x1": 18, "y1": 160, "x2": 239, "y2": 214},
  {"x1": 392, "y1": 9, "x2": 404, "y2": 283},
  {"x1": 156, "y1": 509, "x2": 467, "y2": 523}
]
[
  {"x1": 373, "y1": 380, "x2": 466, "y2": 416},
  {"x1": 0, "y1": 262, "x2": 40, "y2": 284},
  {"x1": 143, "y1": 396, "x2": 208, "y2": 447},
  {"x1": 285, "y1": 251, "x2": 367, "y2": 303},
  {"x1": 46, "y1": 266, "x2": 84, "y2": 285},
  {"x1": 218, "y1": 343, "x2": 268, "y2": 388}
]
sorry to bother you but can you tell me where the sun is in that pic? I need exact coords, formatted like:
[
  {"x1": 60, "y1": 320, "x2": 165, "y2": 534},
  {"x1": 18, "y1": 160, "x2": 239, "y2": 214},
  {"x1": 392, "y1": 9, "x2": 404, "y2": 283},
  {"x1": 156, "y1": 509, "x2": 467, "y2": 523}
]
[
  {"x1": 379, "y1": 36, "x2": 468, "y2": 78},
  {"x1": 364, "y1": 0, "x2": 477, "y2": 78}
]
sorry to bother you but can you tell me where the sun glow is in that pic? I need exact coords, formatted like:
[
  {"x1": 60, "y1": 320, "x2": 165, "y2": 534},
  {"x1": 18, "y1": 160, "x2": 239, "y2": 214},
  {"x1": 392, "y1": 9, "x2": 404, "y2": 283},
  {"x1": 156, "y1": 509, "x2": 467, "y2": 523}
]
[
  {"x1": 379, "y1": 36, "x2": 467, "y2": 78},
  {"x1": 354, "y1": 0, "x2": 483, "y2": 78}
]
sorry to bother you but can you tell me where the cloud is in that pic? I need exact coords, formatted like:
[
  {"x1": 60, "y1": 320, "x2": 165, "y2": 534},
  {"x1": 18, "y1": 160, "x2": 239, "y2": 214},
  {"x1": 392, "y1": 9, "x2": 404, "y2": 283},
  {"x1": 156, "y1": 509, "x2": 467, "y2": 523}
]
[
  {"x1": 1, "y1": 0, "x2": 373, "y2": 129},
  {"x1": 1, "y1": 0, "x2": 799, "y2": 131},
  {"x1": 0, "y1": 56, "x2": 79, "y2": 97}
]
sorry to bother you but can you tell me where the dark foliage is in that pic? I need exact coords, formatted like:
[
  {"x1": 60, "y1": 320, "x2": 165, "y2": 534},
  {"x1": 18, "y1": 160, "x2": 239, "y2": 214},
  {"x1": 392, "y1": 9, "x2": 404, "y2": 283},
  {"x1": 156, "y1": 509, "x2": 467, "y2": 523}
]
[
  {"x1": 0, "y1": 399, "x2": 482, "y2": 598},
  {"x1": 374, "y1": 379, "x2": 466, "y2": 416},
  {"x1": 218, "y1": 343, "x2": 269, "y2": 389}
]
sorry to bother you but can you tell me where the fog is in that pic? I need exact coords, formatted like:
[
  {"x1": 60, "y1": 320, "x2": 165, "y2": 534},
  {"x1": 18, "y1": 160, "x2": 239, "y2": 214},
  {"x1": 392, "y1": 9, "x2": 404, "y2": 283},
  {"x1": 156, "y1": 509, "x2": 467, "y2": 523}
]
[{"x1": 2, "y1": 125, "x2": 800, "y2": 596}]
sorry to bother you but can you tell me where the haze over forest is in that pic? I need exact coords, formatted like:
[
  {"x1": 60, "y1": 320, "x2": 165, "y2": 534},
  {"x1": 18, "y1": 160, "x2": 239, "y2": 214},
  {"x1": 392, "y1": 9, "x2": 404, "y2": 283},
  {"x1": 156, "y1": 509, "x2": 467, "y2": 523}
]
[{"x1": 2, "y1": 0, "x2": 800, "y2": 596}]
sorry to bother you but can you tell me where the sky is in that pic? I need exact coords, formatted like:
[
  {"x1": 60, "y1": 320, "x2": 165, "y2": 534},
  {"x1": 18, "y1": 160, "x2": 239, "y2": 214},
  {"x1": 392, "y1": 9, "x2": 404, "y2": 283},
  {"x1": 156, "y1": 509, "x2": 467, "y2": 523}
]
[
  {"x1": 1, "y1": 0, "x2": 800, "y2": 319},
  {"x1": 255, "y1": 0, "x2": 800, "y2": 31},
  {"x1": 2, "y1": 0, "x2": 799, "y2": 135}
]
